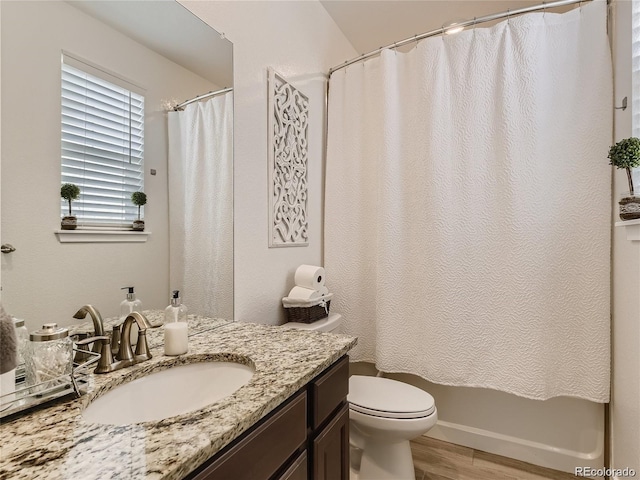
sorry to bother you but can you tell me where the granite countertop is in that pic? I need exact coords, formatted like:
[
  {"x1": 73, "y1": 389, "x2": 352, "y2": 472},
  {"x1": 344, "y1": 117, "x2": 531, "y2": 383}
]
[{"x1": 0, "y1": 313, "x2": 357, "y2": 480}]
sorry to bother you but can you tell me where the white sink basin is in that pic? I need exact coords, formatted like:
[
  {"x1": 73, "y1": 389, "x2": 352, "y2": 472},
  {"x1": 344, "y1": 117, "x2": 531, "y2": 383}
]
[{"x1": 82, "y1": 361, "x2": 254, "y2": 425}]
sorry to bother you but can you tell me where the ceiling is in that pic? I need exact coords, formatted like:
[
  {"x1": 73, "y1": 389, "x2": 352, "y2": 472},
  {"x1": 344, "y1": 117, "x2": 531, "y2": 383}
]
[
  {"x1": 67, "y1": 1, "x2": 233, "y2": 88},
  {"x1": 320, "y1": 0, "x2": 559, "y2": 56}
]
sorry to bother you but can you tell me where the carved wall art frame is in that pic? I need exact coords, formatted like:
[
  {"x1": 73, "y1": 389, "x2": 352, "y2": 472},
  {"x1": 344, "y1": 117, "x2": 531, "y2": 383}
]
[{"x1": 267, "y1": 67, "x2": 309, "y2": 247}]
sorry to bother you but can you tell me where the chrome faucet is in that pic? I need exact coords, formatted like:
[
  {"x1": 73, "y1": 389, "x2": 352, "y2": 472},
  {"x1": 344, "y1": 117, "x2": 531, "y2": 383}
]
[{"x1": 73, "y1": 307, "x2": 153, "y2": 374}]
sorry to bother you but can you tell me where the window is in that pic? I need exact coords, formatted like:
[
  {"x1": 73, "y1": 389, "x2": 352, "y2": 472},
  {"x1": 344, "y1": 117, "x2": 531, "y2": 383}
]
[{"x1": 61, "y1": 54, "x2": 144, "y2": 228}]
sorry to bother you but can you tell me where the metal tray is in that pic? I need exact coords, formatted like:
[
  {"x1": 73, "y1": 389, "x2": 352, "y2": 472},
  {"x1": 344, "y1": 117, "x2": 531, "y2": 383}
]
[{"x1": 0, "y1": 348, "x2": 100, "y2": 419}]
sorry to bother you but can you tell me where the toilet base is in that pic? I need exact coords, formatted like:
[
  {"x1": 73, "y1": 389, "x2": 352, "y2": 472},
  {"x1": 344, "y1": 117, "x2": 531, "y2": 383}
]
[{"x1": 355, "y1": 438, "x2": 415, "y2": 480}]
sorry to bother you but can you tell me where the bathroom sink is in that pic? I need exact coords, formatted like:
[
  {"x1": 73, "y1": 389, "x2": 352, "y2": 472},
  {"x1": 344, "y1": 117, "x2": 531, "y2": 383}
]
[{"x1": 82, "y1": 361, "x2": 254, "y2": 425}]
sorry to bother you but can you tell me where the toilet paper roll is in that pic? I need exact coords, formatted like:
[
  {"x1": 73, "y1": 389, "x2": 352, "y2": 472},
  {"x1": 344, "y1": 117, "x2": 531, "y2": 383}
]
[
  {"x1": 294, "y1": 265, "x2": 325, "y2": 289},
  {"x1": 318, "y1": 286, "x2": 329, "y2": 296},
  {"x1": 288, "y1": 286, "x2": 321, "y2": 301}
]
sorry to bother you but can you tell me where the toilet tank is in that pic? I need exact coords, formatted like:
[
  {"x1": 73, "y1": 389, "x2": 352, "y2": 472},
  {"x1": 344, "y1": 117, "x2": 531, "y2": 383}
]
[{"x1": 282, "y1": 313, "x2": 342, "y2": 333}]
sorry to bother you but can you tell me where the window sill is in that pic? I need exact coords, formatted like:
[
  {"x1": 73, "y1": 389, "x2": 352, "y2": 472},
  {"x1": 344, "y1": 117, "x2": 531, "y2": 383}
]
[
  {"x1": 615, "y1": 219, "x2": 640, "y2": 241},
  {"x1": 55, "y1": 230, "x2": 151, "y2": 243}
]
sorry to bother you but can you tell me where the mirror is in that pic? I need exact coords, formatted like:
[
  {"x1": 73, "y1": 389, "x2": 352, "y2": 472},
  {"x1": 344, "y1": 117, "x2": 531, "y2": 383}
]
[{"x1": 0, "y1": 1, "x2": 233, "y2": 331}]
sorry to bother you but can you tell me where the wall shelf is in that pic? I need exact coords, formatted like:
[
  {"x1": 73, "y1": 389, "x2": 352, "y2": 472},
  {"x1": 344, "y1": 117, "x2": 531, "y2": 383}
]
[
  {"x1": 615, "y1": 219, "x2": 640, "y2": 241},
  {"x1": 55, "y1": 230, "x2": 150, "y2": 243}
]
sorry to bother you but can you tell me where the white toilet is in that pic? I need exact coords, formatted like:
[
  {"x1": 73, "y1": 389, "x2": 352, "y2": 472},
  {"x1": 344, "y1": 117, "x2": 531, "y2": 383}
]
[
  {"x1": 348, "y1": 375, "x2": 437, "y2": 480},
  {"x1": 283, "y1": 313, "x2": 437, "y2": 480}
]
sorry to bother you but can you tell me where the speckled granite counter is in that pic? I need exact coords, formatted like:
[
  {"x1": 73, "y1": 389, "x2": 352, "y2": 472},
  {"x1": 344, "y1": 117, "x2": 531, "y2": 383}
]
[{"x1": 0, "y1": 314, "x2": 356, "y2": 480}]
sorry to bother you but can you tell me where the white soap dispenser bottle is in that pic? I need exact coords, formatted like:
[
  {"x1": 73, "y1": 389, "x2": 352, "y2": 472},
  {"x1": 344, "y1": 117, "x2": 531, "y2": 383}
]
[
  {"x1": 120, "y1": 286, "x2": 142, "y2": 346},
  {"x1": 163, "y1": 290, "x2": 188, "y2": 356},
  {"x1": 164, "y1": 290, "x2": 188, "y2": 324}
]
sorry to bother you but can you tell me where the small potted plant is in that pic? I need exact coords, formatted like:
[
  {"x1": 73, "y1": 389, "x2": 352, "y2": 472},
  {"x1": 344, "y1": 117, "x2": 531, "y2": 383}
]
[
  {"x1": 60, "y1": 183, "x2": 80, "y2": 230},
  {"x1": 609, "y1": 137, "x2": 640, "y2": 220},
  {"x1": 131, "y1": 191, "x2": 147, "y2": 231}
]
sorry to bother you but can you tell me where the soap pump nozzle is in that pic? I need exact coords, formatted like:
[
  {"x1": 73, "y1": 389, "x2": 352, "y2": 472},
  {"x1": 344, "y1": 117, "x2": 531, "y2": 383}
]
[
  {"x1": 121, "y1": 286, "x2": 135, "y2": 301},
  {"x1": 171, "y1": 290, "x2": 180, "y2": 307},
  {"x1": 165, "y1": 289, "x2": 187, "y2": 324}
]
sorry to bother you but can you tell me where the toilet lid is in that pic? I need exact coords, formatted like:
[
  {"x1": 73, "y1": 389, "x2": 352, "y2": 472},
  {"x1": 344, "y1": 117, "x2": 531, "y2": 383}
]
[{"x1": 348, "y1": 375, "x2": 435, "y2": 419}]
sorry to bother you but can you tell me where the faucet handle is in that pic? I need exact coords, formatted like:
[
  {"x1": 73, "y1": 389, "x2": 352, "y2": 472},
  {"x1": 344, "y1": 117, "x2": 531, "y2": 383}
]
[
  {"x1": 72, "y1": 332, "x2": 92, "y2": 363},
  {"x1": 110, "y1": 324, "x2": 121, "y2": 356},
  {"x1": 75, "y1": 335, "x2": 109, "y2": 347},
  {"x1": 76, "y1": 336, "x2": 114, "y2": 374},
  {"x1": 134, "y1": 330, "x2": 152, "y2": 362}
]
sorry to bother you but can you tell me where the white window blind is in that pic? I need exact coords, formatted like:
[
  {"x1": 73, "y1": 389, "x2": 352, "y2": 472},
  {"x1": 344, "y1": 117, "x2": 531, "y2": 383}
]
[
  {"x1": 633, "y1": 0, "x2": 640, "y2": 136},
  {"x1": 61, "y1": 55, "x2": 144, "y2": 228}
]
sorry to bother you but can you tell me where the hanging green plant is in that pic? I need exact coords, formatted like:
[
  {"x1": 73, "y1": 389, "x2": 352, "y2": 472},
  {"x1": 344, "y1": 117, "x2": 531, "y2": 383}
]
[
  {"x1": 131, "y1": 191, "x2": 147, "y2": 231},
  {"x1": 609, "y1": 137, "x2": 640, "y2": 220}
]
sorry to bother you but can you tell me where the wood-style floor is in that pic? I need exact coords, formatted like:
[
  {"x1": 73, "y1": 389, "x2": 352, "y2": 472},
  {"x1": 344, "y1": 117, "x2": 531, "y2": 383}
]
[{"x1": 410, "y1": 436, "x2": 584, "y2": 480}]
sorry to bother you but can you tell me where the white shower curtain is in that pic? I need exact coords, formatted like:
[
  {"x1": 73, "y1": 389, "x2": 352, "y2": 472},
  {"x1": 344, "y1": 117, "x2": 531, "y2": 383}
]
[
  {"x1": 168, "y1": 93, "x2": 233, "y2": 319},
  {"x1": 325, "y1": 1, "x2": 612, "y2": 402}
]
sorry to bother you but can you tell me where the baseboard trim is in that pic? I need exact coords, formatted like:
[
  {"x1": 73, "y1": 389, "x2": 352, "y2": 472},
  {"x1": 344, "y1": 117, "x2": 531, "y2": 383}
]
[{"x1": 425, "y1": 419, "x2": 604, "y2": 474}]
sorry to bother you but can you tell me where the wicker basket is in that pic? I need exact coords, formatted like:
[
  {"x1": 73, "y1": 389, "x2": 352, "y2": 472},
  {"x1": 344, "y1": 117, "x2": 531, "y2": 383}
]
[{"x1": 282, "y1": 294, "x2": 332, "y2": 324}]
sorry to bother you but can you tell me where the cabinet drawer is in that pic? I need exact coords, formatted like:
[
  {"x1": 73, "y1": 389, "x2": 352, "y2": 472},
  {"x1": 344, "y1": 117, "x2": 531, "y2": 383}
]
[
  {"x1": 311, "y1": 356, "x2": 349, "y2": 429},
  {"x1": 190, "y1": 391, "x2": 307, "y2": 480},
  {"x1": 277, "y1": 451, "x2": 307, "y2": 480}
]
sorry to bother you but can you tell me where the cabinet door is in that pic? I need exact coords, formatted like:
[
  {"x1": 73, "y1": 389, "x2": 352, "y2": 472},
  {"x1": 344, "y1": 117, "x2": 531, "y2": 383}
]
[
  {"x1": 312, "y1": 403, "x2": 349, "y2": 480},
  {"x1": 311, "y1": 356, "x2": 349, "y2": 429},
  {"x1": 189, "y1": 391, "x2": 306, "y2": 480}
]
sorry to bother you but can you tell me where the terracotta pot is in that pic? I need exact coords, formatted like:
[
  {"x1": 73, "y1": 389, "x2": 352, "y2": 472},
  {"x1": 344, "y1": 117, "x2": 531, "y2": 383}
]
[
  {"x1": 619, "y1": 196, "x2": 640, "y2": 220},
  {"x1": 132, "y1": 220, "x2": 145, "y2": 231},
  {"x1": 61, "y1": 216, "x2": 77, "y2": 230}
]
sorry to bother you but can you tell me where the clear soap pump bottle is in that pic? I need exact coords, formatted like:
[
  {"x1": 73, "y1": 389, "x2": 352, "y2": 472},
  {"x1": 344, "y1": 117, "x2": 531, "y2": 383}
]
[
  {"x1": 120, "y1": 286, "x2": 142, "y2": 346},
  {"x1": 164, "y1": 290, "x2": 188, "y2": 324}
]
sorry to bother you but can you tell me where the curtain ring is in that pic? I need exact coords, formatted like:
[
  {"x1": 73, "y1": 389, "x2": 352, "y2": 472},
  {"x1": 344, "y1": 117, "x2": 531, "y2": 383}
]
[
  {"x1": 473, "y1": 17, "x2": 477, "y2": 31},
  {"x1": 507, "y1": 9, "x2": 511, "y2": 24},
  {"x1": 542, "y1": 1, "x2": 546, "y2": 18}
]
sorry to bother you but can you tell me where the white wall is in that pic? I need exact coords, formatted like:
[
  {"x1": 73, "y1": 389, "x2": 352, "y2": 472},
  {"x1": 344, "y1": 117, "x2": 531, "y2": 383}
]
[
  {"x1": 610, "y1": 1, "x2": 640, "y2": 477},
  {"x1": 180, "y1": 0, "x2": 358, "y2": 325},
  {"x1": 0, "y1": 1, "x2": 218, "y2": 328},
  {"x1": 182, "y1": 0, "x2": 609, "y2": 473}
]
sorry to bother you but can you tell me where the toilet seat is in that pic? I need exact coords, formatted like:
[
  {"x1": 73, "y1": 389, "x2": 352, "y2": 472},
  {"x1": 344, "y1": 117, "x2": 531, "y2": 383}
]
[{"x1": 348, "y1": 375, "x2": 435, "y2": 420}]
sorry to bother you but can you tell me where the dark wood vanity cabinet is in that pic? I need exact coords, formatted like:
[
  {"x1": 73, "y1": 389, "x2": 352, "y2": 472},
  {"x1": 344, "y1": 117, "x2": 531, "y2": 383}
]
[
  {"x1": 312, "y1": 403, "x2": 349, "y2": 480},
  {"x1": 187, "y1": 355, "x2": 349, "y2": 480}
]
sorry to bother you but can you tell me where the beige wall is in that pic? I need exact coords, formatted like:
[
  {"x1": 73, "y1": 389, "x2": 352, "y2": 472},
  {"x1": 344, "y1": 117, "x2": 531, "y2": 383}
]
[
  {"x1": 181, "y1": 1, "x2": 358, "y2": 325},
  {"x1": 2, "y1": 0, "x2": 627, "y2": 474},
  {"x1": 0, "y1": 1, "x2": 218, "y2": 328},
  {"x1": 183, "y1": 0, "x2": 611, "y2": 473},
  {"x1": 610, "y1": 1, "x2": 640, "y2": 477}
]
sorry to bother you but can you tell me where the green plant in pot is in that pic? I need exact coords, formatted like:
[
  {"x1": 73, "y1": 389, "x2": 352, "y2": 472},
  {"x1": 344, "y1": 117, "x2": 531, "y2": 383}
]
[
  {"x1": 131, "y1": 191, "x2": 147, "y2": 231},
  {"x1": 60, "y1": 183, "x2": 80, "y2": 230},
  {"x1": 609, "y1": 137, "x2": 640, "y2": 220}
]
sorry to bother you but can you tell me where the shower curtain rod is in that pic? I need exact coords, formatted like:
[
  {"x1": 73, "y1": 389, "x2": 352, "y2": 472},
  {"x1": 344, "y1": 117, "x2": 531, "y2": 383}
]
[
  {"x1": 328, "y1": 0, "x2": 591, "y2": 76},
  {"x1": 173, "y1": 87, "x2": 233, "y2": 111}
]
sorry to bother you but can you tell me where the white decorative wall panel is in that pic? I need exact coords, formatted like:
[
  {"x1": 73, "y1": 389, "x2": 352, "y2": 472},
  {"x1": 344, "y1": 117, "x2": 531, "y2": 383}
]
[{"x1": 268, "y1": 67, "x2": 309, "y2": 247}]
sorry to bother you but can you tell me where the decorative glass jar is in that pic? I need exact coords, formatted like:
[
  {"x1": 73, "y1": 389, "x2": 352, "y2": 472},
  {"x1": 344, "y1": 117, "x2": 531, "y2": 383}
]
[{"x1": 25, "y1": 323, "x2": 72, "y2": 392}]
